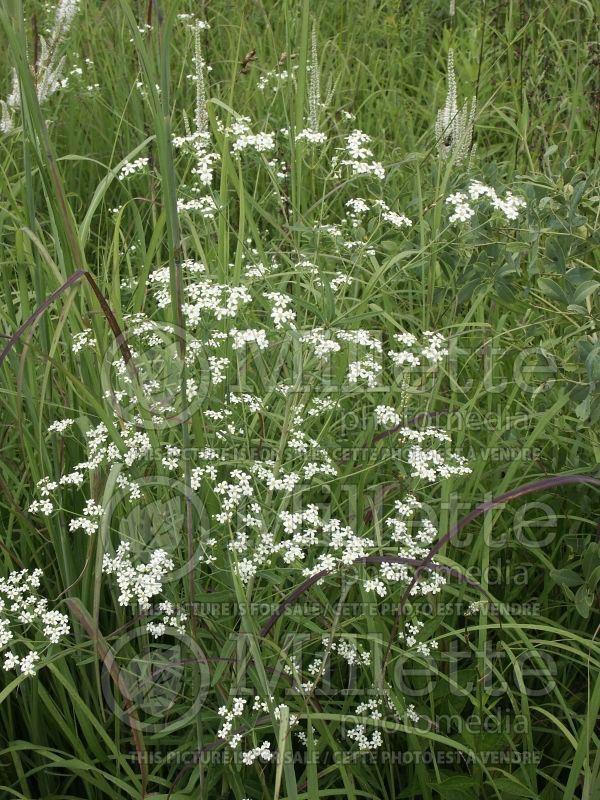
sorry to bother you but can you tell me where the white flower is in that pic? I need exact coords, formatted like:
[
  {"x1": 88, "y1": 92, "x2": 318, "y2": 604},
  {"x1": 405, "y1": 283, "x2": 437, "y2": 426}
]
[
  {"x1": 347, "y1": 355, "x2": 381, "y2": 387},
  {"x1": 447, "y1": 183, "x2": 526, "y2": 223},
  {"x1": 118, "y1": 157, "x2": 149, "y2": 179},
  {"x1": 0, "y1": 569, "x2": 70, "y2": 679},
  {"x1": 363, "y1": 578, "x2": 387, "y2": 596},
  {"x1": 229, "y1": 117, "x2": 276, "y2": 154},
  {"x1": 264, "y1": 292, "x2": 296, "y2": 330},
  {"x1": 18, "y1": 651, "x2": 40, "y2": 677},
  {"x1": 435, "y1": 49, "x2": 476, "y2": 164},
  {"x1": 102, "y1": 542, "x2": 174, "y2": 612},
  {"x1": 146, "y1": 601, "x2": 187, "y2": 638},
  {"x1": 296, "y1": 128, "x2": 327, "y2": 144},
  {"x1": 338, "y1": 130, "x2": 385, "y2": 179},
  {"x1": 48, "y1": 419, "x2": 75, "y2": 434},
  {"x1": 375, "y1": 405, "x2": 401, "y2": 427}
]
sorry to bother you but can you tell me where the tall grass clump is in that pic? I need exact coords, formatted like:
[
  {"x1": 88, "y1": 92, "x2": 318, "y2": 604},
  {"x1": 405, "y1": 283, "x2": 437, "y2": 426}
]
[{"x1": 0, "y1": 1, "x2": 598, "y2": 798}]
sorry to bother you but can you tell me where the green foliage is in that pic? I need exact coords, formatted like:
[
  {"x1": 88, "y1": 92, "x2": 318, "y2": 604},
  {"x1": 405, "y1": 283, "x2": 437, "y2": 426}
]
[{"x1": 0, "y1": 1, "x2": 598, "y2": 799}]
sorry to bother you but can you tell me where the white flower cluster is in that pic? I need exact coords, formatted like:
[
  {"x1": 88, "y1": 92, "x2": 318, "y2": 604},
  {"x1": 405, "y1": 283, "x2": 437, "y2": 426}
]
[
  {"x1": 214, "y1": 469, "x2": 255, "y2": 525},
  {"x1": 0, "y1": 568, "x2": 70, "y2": 678},
  {"x1": 68, "y1": 498, "x2": 104, "y2": 535},
  {"x1": 174, "y1": 118, "x2": 219, "y2": 217},
  {"x1": 386, "y1": 495, "x2": 431, "y2": 555},
  {"x1": 180, "y1": 280, "x2": 251, "y2": 325},
  {"x1": 388, "y1": 330, "x2": 448, "y2": 368},
  {"x1": 296, "y1": 128, "x2": 327, "y2": 145},
  {"x1": 72, "y1": 329, "x2": 95, "y2": 353},
  {"x1": 379, "y1": 208, "x2": 412, "y2": 229},
  {"x1": 257, "y1": 64, "x2": 299, "y2": 92},
  {"x1": 264, "y1": 292, "x2": 296, "y2": 329},
  {"x1": 228, "y1": 392, "x2": 264, "y2": 413},
  {"x1": 301, "y1": 326, "x2": 383, "y2": 363},
  {"x1": 230, "y1": 327, "x2": 269, "y2": 351},
  {"x1": 447, "y1": 181, "x2": 526, "y2": 223},
  {"x1": 299, "y1": 513, "x2": 375, "y2": 580},
  {"x1": 146, "y1": 601, "x2": 187, "y2": 638},
  {"x1": 118, "y1": 157, "x2": 149, "y2": 180},
  {"x1": 402, "y1": 428, "x2": 471, "y2": 482},
  {"x1": 375, "y1": 405, "x2": 401, "y2": 427},
  {"x1": 296, "y1": 726, "x2": 319, "y2": 745},
  {"x1": 335, "y1": 130, "x2": 385, "y2": 180},
  {"x1": 174, "y1": 131, "x2": 220, "y2": 185},
  {"x1": 228, "y1": 117, "x2": 276, "y2": 154},
  {"x1": 116, "y1": 473, "x2": 142, "y2": 500},
  {"x1": 283, "y1": 654, "x2": 320, "y2": 694},
  {"x1": 347, "y1": 698, "x2": 384, "y2": 751},
  {"x1": 465, "y1": 600, "x2": 485, "y2": 616},
  {"x1": 177, "y1": 15, "x2": 210, "y2": 28},
  {"x1": 1, "y1": 0, "x2": 80, "y2": 134},
  {"x1": 102, "y1": 542, "x2": 174, "y2": 612},
  {"x1": 357, "y1": 491, "x2": 450, "y2": 603},
  {"x1": 345, "y1": 198, "x2": 412, "y2": 230},
  {"x1": 328, "y1": 273, "x2": 353, "y2": 292},
  {"x1": 148, "y1": 260, "x2": 204, "y2": 308},
  {"x1": 47, "y1": 418, "x2": 76, "y2": 434},
  {"x1": 435, "y1": 49, "x2": 476, "y2": 164},
  {"x1": 172, "y1": 28, "x2": 221, "y2": 219},
  {"x1": 299, "y1": 328, "x2": 339, "y2": 358},
  {"x1": 347, "y1": 355, "x2": 381, "y2": 387},
  {"x1": 216, "y1": 694, "x2": 300, "y2": 766},
  {"x1": 176, "y1": 195, "x2": 218, "y2": 218},
  {"x1": 287, "y1": 407, "x2": 337, "y2": 480},
  {"x1": 217, "y1": 697, "x2": 272, "y2": 764},
  {"x1": 400, "y1": 618, "x2": 439, "y2": 657},
  {"x1": 208, "y1": 355, "x2": 230, "y2": 385},
  {"x1": 252, "y1": 696, "x2": 299, "y2": 728},
  {"x1": 241, "y1": 740, "x2": 273, "y2": 766},
  {"x1": 323, "y1": 636, "x2": 371, "y2": 666},
  {"x1": 229, "y1": 494, "x2": 375, "y2": 586},
  {"x1": 217, "y1": 696, "x2": 247, "y2": 743}
]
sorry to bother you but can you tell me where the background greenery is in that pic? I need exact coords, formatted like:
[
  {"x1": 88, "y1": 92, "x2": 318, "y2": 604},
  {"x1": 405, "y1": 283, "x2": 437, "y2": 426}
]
[{"x1": 0, "y1": 0, "x2": 598, "y2": 798}]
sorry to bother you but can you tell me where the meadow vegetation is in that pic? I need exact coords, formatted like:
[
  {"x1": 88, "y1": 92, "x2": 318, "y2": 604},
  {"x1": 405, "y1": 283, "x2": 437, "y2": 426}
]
[{"x1": 0, "y1": 1, "x2": 599, "y2": 798}]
